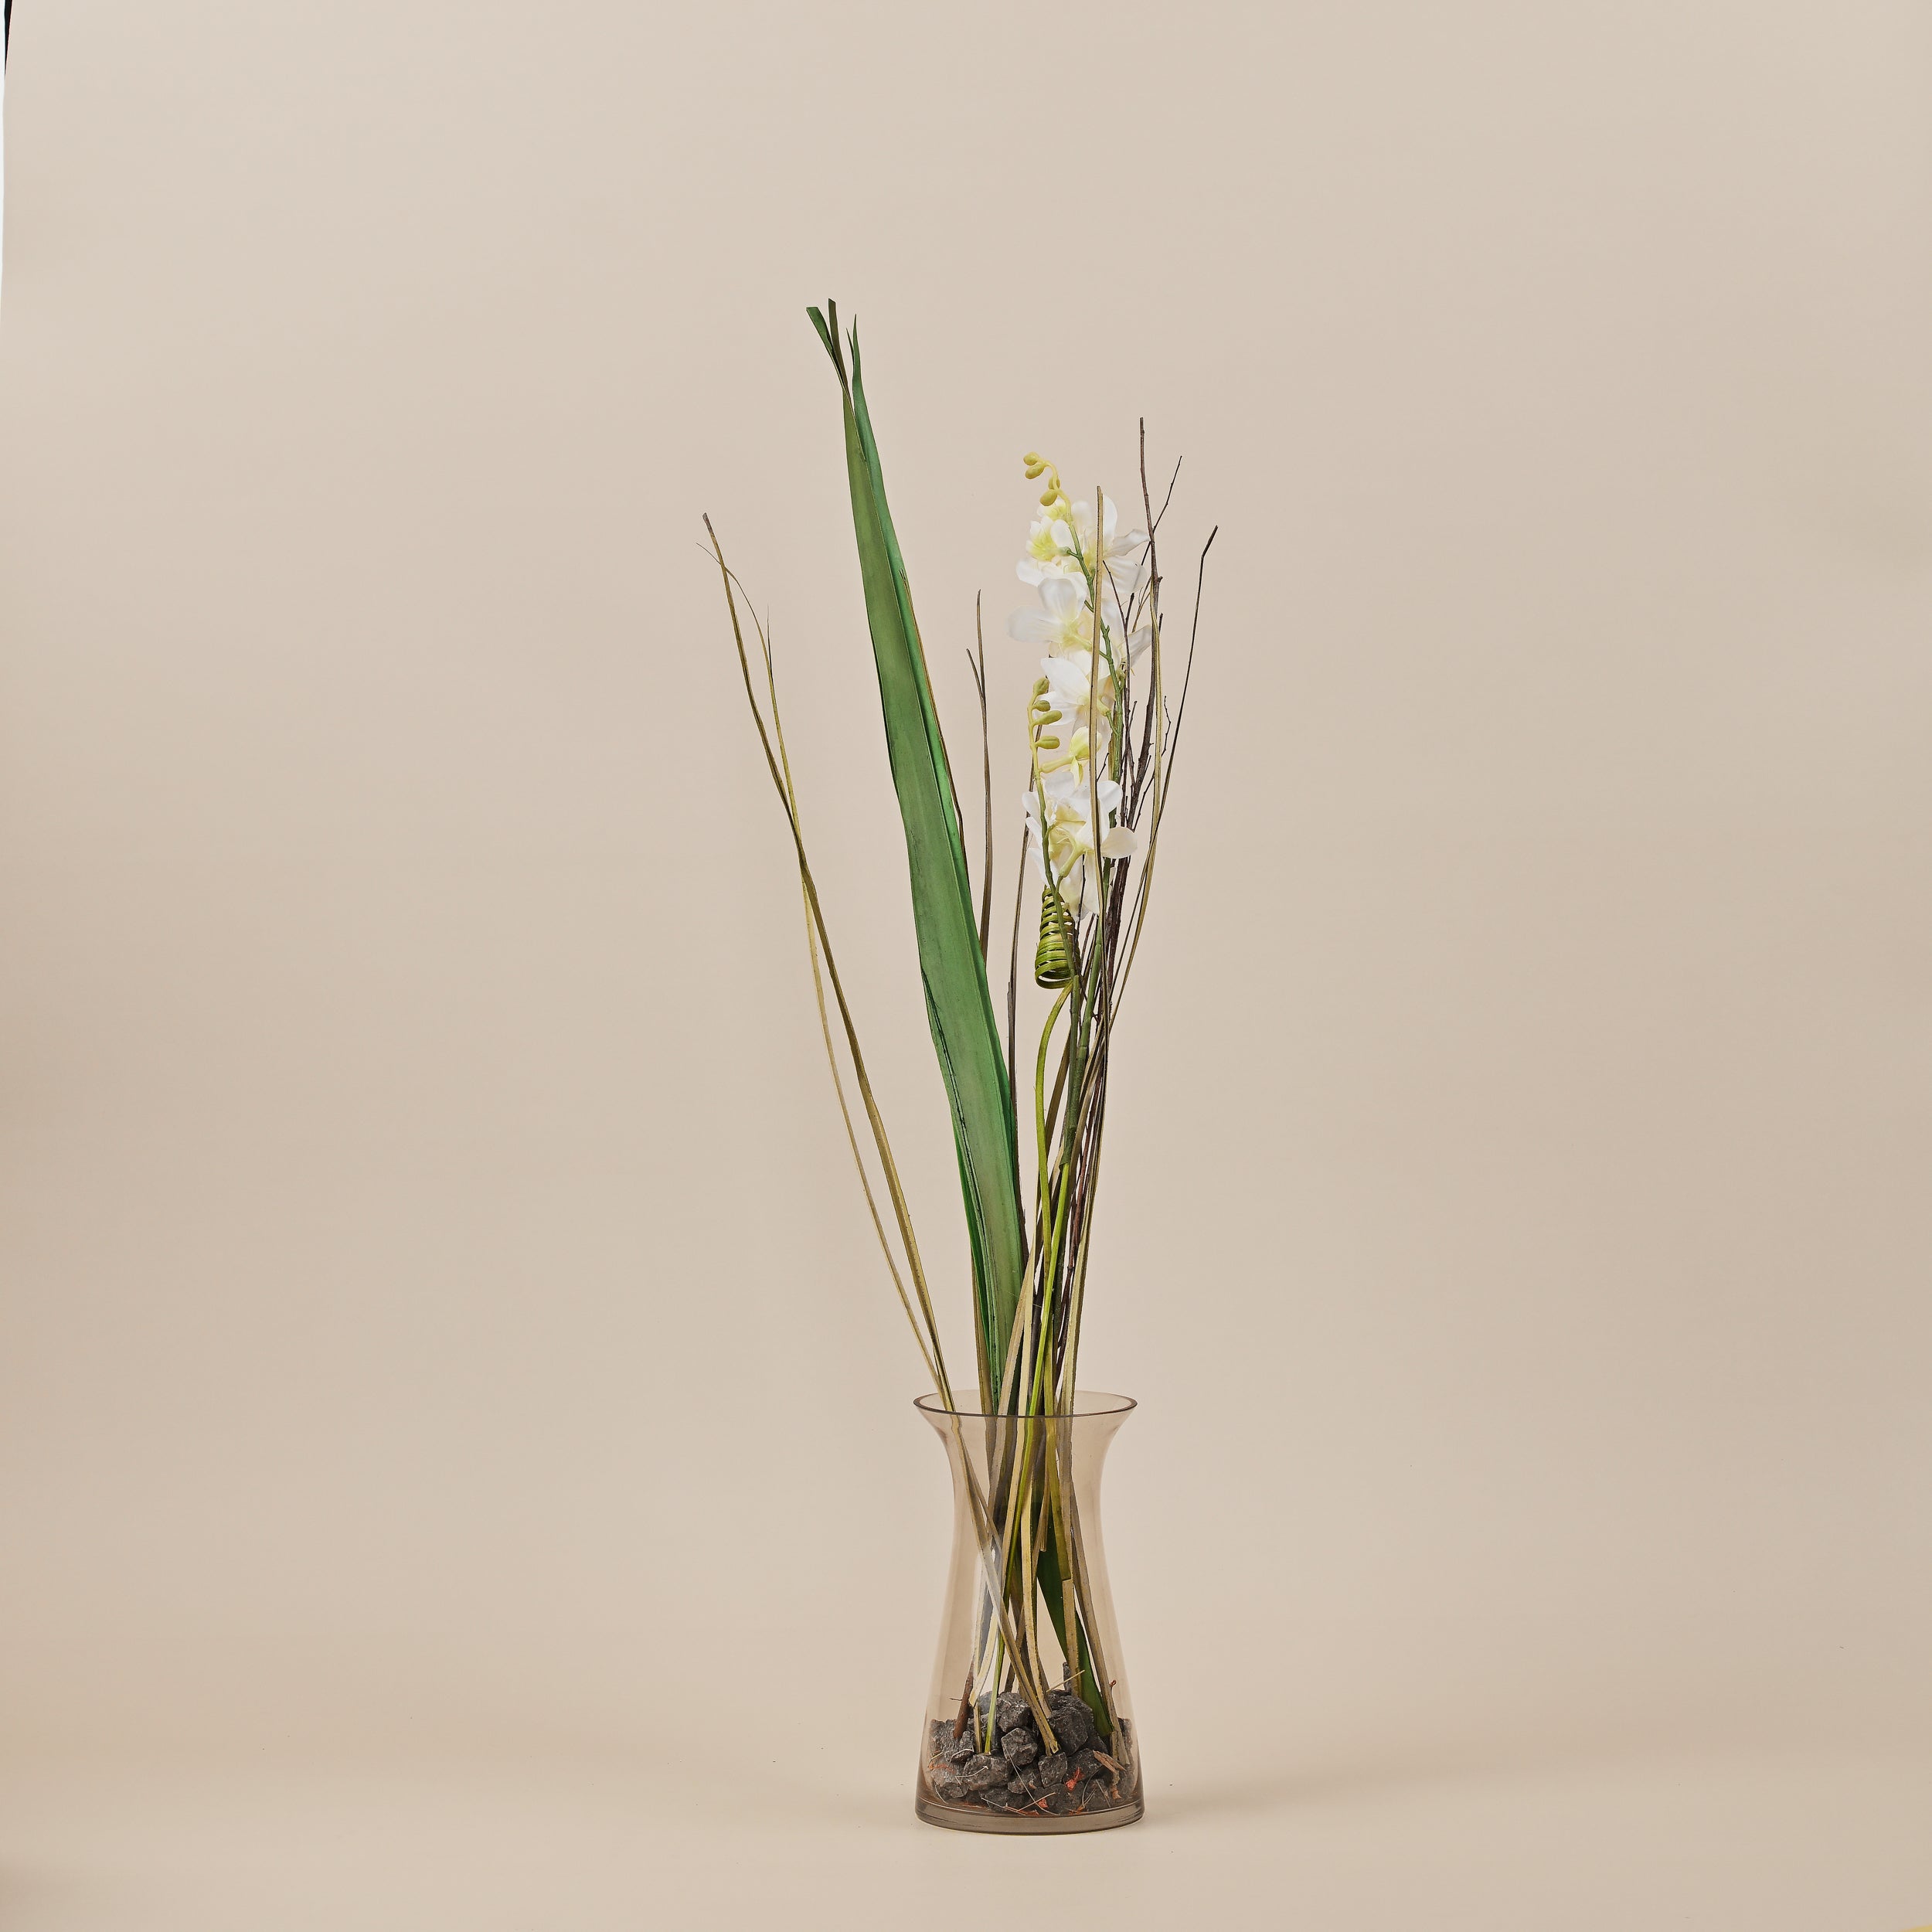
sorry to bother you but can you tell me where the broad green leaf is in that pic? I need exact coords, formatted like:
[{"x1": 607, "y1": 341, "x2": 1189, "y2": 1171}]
[{"x1": 808, "y1": 303, "x2": 1026, "y2": 1400}]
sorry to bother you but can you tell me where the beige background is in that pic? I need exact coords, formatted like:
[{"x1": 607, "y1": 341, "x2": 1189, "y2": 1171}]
[{"x1": 2, "y1": 2, "x2": 1930, "y2": 1927}]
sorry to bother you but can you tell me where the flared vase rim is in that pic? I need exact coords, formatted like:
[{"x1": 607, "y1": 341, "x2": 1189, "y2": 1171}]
[{"x1": 913, "y1": 1389, "x2": 1136, "y2": 1421}]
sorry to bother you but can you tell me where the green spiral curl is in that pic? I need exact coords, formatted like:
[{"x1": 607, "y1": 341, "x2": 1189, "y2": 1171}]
[{"x1": 1034, "y1": 883, "x2": 1077, "y2": 988}]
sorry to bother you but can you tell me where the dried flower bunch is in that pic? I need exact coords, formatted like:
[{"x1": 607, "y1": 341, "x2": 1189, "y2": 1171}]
[{"x1": 707, "y1": 302, "x2": 1212, "y2": 1764}]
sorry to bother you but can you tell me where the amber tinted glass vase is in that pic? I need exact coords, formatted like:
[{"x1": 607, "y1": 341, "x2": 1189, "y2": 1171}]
[{"x1": 913, "y1": 1391, "x2": 1142, "y2": 1834}]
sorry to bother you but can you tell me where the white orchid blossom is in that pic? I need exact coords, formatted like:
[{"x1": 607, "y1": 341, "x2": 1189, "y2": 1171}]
[
  {"x1": 1007, "y1": 576, "x2": 1095, "y2": 658},
  {"x1": 1025, "y1": 767, "x2": 1127, "y2": 920},
  {"x1": 1017, "y1": 495, "x2": 1143, "y2": 590},
  {"x1": 1012, "y1": 456, "x2": 1154, "y2": 922},
  {"x1": 1042, "y1": 646, "x2": 1114, "y2": 725}
]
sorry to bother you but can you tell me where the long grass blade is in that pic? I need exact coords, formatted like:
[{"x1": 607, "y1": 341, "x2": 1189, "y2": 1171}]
[
  {"x1": 808, "y1": 304, "x2": 1029, "y2": 1403},
  {"x1": 971, "y1": 595, "x2": 993, "y2": 961}
]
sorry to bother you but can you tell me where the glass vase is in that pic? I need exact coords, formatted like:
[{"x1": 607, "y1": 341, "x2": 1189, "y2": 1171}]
[{"x1": 913, "y1": 1390, "x2": 1143, "y2": 1834}]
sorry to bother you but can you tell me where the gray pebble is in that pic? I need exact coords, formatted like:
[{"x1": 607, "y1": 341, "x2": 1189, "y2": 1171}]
[
  {"x1": 1000, "y1": 1728, "x2": 1039, "y2": 1767},
  {"x1": 1046, "y1": 1692, "x2": 1097, "y2": 1756},
  {"x1": 961, "y1": 1753, "x2": 1006, "y2": 1793},
  {"x1": 994, "y1": 1689, "x2": 1032, "y2": 1736}
]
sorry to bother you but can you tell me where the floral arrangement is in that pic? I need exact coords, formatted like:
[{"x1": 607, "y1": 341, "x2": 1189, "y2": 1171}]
[{"x1": 709, "y1": 304, "x2": 1211, "y2": 1823}]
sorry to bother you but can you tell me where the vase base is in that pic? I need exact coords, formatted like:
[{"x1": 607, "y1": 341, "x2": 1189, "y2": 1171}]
[{"x1": 916, "y1": 1794, "x2": 1144, "y2": 1835}]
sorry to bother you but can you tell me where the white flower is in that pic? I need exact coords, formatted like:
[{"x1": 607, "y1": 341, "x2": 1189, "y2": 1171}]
[
  {"x1": 1017, "y1": 511, "x2": 1082, "y2": 587},
  {"x1": 1024, "y1": 733, "x2": 1141, "y2": 919},
  {"x1": 1018, "y1": 496, "x2": 1144, "y2": 588},
  {"x1": 1035, "y1": 655, "x2": 1116, "y2": 791},
  {"x1": 1010, "y1": 483, "x2": 1148, "y2": 677},
  {"x1": 1026, "y1": 770, "x2": 1128, "y2": 920},
  {"x1": 1007, "y1": 575, "x2": 1094, "y2": 657},
  {"x1": 1009, "y1": 583, "x2": 1145, "y2": 681},
  {"x1": 1009, "y1": 464, "x2": 1145, "y2": 922},
  {"x1": 1082, "y1": 501, "x2": 1148, "y2": 636},
  {"x1": 1041, "y1": 648, "x2": 1115, "y2": 722}
]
